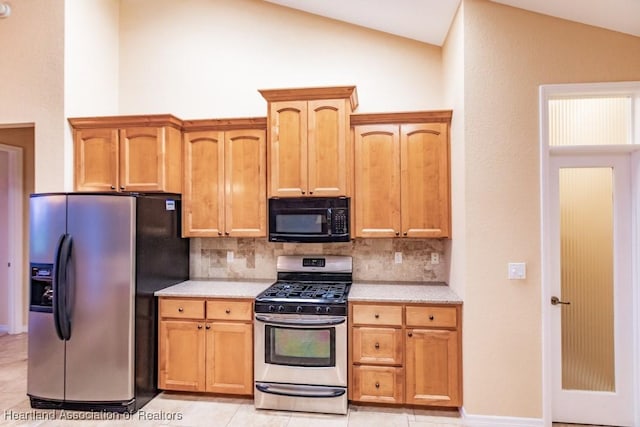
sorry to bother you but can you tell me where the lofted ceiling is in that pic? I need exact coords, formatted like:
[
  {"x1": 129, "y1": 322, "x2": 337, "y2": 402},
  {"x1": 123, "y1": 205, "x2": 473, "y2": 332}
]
[{"x1": 263, "y1": 0, "x2": 640, "y2": 46}]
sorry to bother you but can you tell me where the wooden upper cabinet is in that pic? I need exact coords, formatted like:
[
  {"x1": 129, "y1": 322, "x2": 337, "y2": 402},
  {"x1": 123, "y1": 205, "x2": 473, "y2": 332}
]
[
  {"x1": 183, "y1": 130, "x2": 225, "y2": 237},
  {"x1": 401, "y1": 123, "x2": 450, "y2": 238},
  {"x1": 259, "y1": 86, "x2": 358, "y2": 197},
  {"x1": 354, "y1": 125, "x2": 401, "y2": 238},
  {"x1": 181, "y1": 118, "x2": 266, "y2": 238},
  {"x1": 224, "y1": 129, "x2": 267, "y2": 237},
  {"x1": 269, "y1": 101, "x2": 308, "y2": 197},
  {"x1": 352, "y1": 111, "x2": 452, "y2": 238},
  {"x1": 74, "y1": 128, "x2": 119, "y2": 192},
  {"x1": 69, "y1": 115, "x2": 183, "y2": 193}
]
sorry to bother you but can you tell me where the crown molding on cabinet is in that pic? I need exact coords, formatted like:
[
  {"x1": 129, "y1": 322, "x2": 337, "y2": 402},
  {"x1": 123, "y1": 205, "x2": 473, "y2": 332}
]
[
  {"x1": 258, "y1": 86, "x2": 358, "y2": 111},
  {"x1": 68, "y1": 114, "x2": 183, "y2": 130},
  {"x1": 182, "y1": 117, "x2": 267, "y2": 132},
  {"x1": 350, "y1": 110, "x2": 452, "y2": 126}
]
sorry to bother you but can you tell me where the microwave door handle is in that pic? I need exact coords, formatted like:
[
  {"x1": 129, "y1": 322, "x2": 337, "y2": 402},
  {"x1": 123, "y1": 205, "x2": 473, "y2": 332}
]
[{"x1": 327, "y1": 208, "x2": 332, "y2": 235}]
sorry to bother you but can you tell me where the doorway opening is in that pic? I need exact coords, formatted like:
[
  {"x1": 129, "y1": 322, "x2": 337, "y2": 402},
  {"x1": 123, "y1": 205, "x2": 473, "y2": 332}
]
[
  {"x1": 540, "y1": 82, "x2": 640, "y2": 427},
  {"x1": 0, "y1": 124, "x2": 34, "y2": 335}
]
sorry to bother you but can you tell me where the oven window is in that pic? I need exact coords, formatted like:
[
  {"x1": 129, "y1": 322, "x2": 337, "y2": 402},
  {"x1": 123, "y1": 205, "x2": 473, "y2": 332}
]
[
  {"x1": 265, "y1": 325, "x2": 335, "y2": 367},
  {"x1": 275, "y1": 214, "x2": 325, "y2": 234}
]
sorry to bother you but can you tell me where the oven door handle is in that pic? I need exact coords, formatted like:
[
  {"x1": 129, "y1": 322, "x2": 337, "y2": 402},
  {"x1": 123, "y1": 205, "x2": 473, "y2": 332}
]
[
  {"x1": 255, "y1": 314, "x2": 346, "y2": 326},
  {"x1": 255, "y1": 383, "x2": 346, "y2": 398}
]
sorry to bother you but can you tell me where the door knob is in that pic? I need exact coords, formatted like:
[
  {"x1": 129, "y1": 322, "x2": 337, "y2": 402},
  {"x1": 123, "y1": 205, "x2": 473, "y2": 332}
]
[{"x1": 551, "y1": 296, "x2": 570, "y2": 306}]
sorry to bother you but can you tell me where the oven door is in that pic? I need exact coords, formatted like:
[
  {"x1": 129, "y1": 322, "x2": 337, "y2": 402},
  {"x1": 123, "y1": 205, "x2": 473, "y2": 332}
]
[{"x1": 254, "y1": 314, "x2": 347, "y2": 387}]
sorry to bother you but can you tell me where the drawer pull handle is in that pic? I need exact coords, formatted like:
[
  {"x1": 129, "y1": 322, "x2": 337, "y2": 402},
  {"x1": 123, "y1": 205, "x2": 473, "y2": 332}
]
[
  {"x1": 178, "y1": 307, "x2": 184, "y2": 312},
  {"x1": 429, "y1": 315, "x2": 435, "y2": 321},
  {"x1": 408, "y1": 332, "x2": 413, "y2": 337},
  {"x1": 374, "y1": 342, "x2": 380, "y2": 349},
  {"x1": 225, "y1": 309, "x2": 231, "y2": 314},
  {"x1": 197, "y1": 324, "x2": 203, "y2": 329},
  {"x1": 375, "y1": 382, "x2": 380, "y2": 389},
  {"x1": 374, "y1": 314, "x2": 379, "y2": 319}
]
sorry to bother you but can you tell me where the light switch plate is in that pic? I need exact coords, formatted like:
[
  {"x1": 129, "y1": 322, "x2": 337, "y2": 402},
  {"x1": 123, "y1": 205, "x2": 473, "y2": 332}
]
[
  {"x1": 508, "y1": 262, "x2": 526, "y2": 280},
  {"x1": 394, "y1": 252, "x2": 402, "y2": 264},
  {"x1": 431, "y1": 252, "x2": 440, "y2": 264},
  {"x1": 227, "y1": 251, "x2": 234, "y2": 263}
]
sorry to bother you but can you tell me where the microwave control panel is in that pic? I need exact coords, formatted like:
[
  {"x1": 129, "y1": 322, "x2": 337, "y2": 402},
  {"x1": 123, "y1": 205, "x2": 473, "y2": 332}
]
[{"x1": 332, "y1": 209, "x2": 348, "y2": 234}]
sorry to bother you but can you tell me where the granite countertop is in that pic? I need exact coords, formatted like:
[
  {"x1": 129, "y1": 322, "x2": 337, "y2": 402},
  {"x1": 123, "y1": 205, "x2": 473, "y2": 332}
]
[
  {"x1": 349, "y1": 281, "x2": 462, "y2": 304},
  {"x1": 155, "y1": 279, "x2": 273, "y2": 299},
  {"x1": 156, "y1": 279, "x2": 462, "y2": 304}
]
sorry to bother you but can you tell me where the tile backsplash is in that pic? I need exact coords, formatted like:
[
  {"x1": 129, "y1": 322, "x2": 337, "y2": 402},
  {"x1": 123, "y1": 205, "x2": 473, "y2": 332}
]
[{"x1": 190, "y1": 238, "x2": 448, "y2": 282}]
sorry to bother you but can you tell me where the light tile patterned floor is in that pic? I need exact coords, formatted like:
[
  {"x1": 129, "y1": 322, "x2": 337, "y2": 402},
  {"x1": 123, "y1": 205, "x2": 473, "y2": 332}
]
[{"x1": 0, "y1": 333, "x2": 603, "y2": 426}]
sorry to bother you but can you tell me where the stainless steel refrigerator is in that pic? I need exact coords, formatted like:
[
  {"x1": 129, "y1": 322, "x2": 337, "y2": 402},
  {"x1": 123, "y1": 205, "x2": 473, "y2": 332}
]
[{"x1": 27, "y1": 193, "x2": 189, "y2": 413}]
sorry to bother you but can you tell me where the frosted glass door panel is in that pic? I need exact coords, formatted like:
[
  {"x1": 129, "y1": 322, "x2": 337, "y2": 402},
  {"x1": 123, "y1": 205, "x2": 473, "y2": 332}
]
[{"x1": 558, "y1": 167, "x2": 614, "y2": 392}]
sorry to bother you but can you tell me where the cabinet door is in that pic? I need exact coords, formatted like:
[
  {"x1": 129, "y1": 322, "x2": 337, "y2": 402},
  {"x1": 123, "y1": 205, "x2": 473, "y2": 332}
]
[
  {"x1": 205, "y1": 322, "x2": 253, "y2": 395},
  {"x1": 354, "y1": 125, "x2": 401, "y2": 237},
  {"x1": 74, "y1": 128, "x2": 119, "y2": 191},
  {"x1": 405, "y1": 328, "x2": 460, "y2": 406},
  {"x1": 307, "y1": 99, "x2": 348, "y2": 196},
  {"x1": 401, "y1": 123, "x2": 450, "y2": 238},
  {"x1": 183, "y1": 131, "x2": 225, "y2": 237},
  {"x1": 119, "y1": 126, "x2": 165, "y2": 192},
  {"x1": 268, "y1": 101, "x2": 307, "y2": 197},
  {"x1": 158, "y1": 320, "x2": 206, "y2": 392},
  {"x1": 225, "y1": 129, "x2": 266, "y2": 237}
]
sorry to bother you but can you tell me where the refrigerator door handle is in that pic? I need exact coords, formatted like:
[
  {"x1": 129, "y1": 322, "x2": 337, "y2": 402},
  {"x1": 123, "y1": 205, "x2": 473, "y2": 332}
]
[{"x1": 53, "y1": 234, "x2": 72, "y2": 341}]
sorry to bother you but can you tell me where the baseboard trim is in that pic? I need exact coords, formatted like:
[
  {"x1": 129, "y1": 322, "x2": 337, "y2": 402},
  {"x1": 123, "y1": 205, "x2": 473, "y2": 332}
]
[
  {"x1": 0, "y1": 324, "x2": 8, "y2": 334},
  {"x1": 462, "y1": 407, "x2": 545, "y2": 426}
]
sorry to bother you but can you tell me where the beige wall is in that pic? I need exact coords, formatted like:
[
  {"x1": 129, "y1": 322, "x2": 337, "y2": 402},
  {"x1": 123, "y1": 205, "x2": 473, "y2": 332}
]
[
  {"x1": 442, "y1": 3, "x2": 465, "y2": 300},
  {"x1": 118, "y1": 0, "x2": 444, "y2": 117},
  {"x1": 0, "y1": 0, "x2": 65, "y2": 193},
  {"x1": 459, "y1": 0, "x2": 640, "y2": 418}
]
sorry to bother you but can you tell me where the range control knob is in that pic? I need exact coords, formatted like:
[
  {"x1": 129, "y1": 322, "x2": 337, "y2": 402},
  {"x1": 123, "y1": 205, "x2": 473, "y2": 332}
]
[
  {"x1": 277, "y1": 305, "x2": 285, "y2": 312},
  {"x1": 296, "y1": 306, "x2": 303, "y2": 313},
  {"x1": 268, "y1": 305, "x2": 276, "y2": 312},
  {"x1": 315, "y1": 306, "x2": 323, "y2": 314},
  {"x1": 325, "y1": 306, "x2": 332, "y2": 314}
]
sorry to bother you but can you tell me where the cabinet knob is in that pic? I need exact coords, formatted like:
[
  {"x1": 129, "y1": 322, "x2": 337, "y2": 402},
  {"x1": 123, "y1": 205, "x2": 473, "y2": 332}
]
[
  {"x1": 224, "y1": 232, "x2": 230, "y2": 236},
  {"x1": 374, "y1": 342, "x2": 380, "y2": 349},
  {"x1": 110, "y1": 185, "x2": 116, "y2": 190},
  {"x1": 429, "y1": 315, "x2": 435, "y2": 321},
  {"x1": 374, "y1": 313, "x2": 379, "y2": 319},
  {"x1": 120, "y1": 186, "x2": 125, "y2": 190},
  {"x1": 225, "y1": 309, "x2": 231, "y2": 314},
  {"x1": 205, "y1": 324, "x2": 211, "y2": 330},
  {"x1": 178, "y1": 307, "x2": 184, "y2": 312},
  {"x1": 309, "y1": 191, "x2": 313, "y2": 195},
  {"x1": 301, "y1": 191, "x2": 306, "y2": 195},
  {"x1": 375, "y1": 382, "x2": 380, "y2": 389},
  {"x1": 218, "y1": 232, "x2": 222, "y2": 236},
  {"x1": 403, "y1": 232, "x2": 408, "y2": 236},
  {"x1": 408, "y1": 332, "x2": 413, "y2": 337},
  {"x1": 197, "y1": 324, "x2": 203, "y2": 329},
  {"x1": 395, "y1": 231, "x2": 399, "y2": 236}
]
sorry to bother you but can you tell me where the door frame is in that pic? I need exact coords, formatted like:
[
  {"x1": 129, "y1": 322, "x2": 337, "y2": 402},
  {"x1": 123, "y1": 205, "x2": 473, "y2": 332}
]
[
  {"x1": 540, "y1": 81, "x2": 640, "y2": 426},
  {"x1": 0, "y1": 143, "x2": 24, "y2": 334}
]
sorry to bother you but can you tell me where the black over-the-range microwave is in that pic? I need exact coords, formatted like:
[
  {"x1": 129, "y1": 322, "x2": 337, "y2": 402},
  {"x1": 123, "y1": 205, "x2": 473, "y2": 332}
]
[{"x1": 268, "y1": 197, "x2": 350, "y2": 243}]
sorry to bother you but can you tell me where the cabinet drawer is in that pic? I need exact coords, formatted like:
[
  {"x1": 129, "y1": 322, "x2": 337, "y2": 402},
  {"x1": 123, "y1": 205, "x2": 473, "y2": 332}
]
[
  {"x1": 353, "y1": 327, "x2": 403, "y2": 365},
  {"x1": 206, "y1": 300, "x2": 253, "y2": 321},
  {"x1": 406, "y1": 306, "x2": 457, "y2": 328},
  {"x1": 160, "y1": 298, "x2": 205, "y2": 320},
  {"x1": 352, "y1": 365, "x2": 403, "y2": 404},
  {"x1": 352, "y1": 304, "x2": 402, "y2": 326}
]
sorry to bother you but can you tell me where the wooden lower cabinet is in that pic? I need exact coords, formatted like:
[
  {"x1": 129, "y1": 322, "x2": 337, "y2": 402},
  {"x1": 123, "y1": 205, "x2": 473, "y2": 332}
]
[
  {"x1": 158, "y1": 297, "x2": 253, "y2": 395},
  {"x1": 350, "y1": 302, "x2": 462, "y2": 408}
]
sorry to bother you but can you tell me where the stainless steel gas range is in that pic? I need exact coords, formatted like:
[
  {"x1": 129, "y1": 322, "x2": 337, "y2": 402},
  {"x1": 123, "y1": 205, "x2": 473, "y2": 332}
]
[{"x1": 254, "y1": 255, "x2": 352, "y2": 415}]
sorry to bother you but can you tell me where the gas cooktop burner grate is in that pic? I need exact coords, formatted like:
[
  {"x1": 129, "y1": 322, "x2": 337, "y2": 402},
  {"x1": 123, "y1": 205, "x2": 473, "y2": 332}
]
[{"x1": 262, "y1": 282, "x2": 349, "y2": 300}]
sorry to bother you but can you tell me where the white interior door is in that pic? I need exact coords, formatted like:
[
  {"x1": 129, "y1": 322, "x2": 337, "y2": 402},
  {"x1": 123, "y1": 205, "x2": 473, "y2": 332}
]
[{"x1": 549, "y1": 153, "x2": 634, "y2": 426}]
